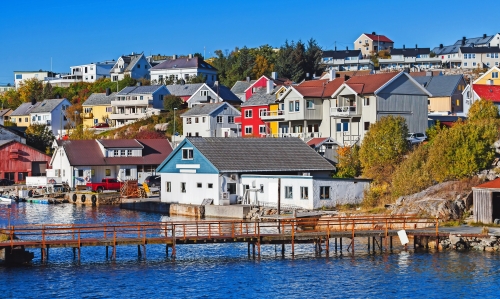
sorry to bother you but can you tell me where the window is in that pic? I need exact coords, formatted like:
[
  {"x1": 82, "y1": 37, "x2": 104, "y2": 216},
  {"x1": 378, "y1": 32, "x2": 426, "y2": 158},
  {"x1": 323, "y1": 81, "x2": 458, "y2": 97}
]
[
  {"x1": 320, "y1": 186, "x2": 330, "y2": 199},
  {"x1": 289, "y1": 101, "x2": 294, "y2": 112},
  {"x1": 493, "y1": 72, "x2": 499, "y2": 79},
  {"x1": 200, "y1": 90, "x2": 208, "y2": 96},
  {"x1": 300, "y1": 187, "x2": 309, "y2": 200},
  {"x1": 364, "y1": 122, "x2": 370, "y2": 131},
  {"x1": 245, "y1": 110, "x2": 252, "y2": 118},
  {"x1": 114, "y1": 150, "x2": 119, "y2": 156},
  {"x1": 120, "y1": 150, "x2": 125, "y2": 156},
  {"x1": 197, "y1": 182, "x2": 202, "y2": 188},
  {"x1": 182, "y1": 148, "x2": 194, "y2": 160},
  {"x1": 186, "y1": 118, "x2": 192, "y2": 124},
  {"x1": 285, "y1": 186, "x2": 293, "y2": 199},
  {"x1": 245, "y1": 126, "x2": 253, "y2": 135},
  {"x1": 464, "y1": 62, "x2": 468, "y2": 67},
  {"x1": 363, "y1": 97, "x2": 370, "y2": 106},
  {"x1": 217, "y1": 116, "x2": 223, "y2": 123},
  {"x1": 295, "y1": 101, "x2": 300, "y2": 112},
  {"x1": 208, "y1": 183, "x2": 213, "y2": 188},
  {"x1": 166, "y1": 182, "x2": 171, "y2": 192},
  {"x1": 137, "y1": 64, "x2": 140, "y2": 69},
  {"x1": 228, "y1": 116, "x2": 234, "y2": 123},
  {"x1": 259, "y1": 108, "x2": 267, "y2": 116},
  {"x1": 78, "y1": 169, "x2": 84, "y2": 177},
  {"x1": 15, "y1": 74, "x2": 22, "y2": 79},
  {"x1": 260, "y1": 184, "x2": 264, "y2": 193},
  {"x1": 106, "y1": 107, "x2": 112, "y2": 113},
  {"x1": 105, "y1": 169, "x2": 111, "y2": 176},
  {"x1": 259, "y1": 125, "x2": 266, "y2": 134},
  {"x1": 227, "y1": 183, "x2": 236, "y2": 194},
  {"x1": 306, "y1": 100, "x2": 314, "y2": 109},
  {"x1": 195, "y1": 132, "x2": 199, "y2": 137},
  {"x1": 140, "y1": 96, "x2": 143, "y2": 100},
  {"x1": 125, "y1": 169, "x2": 131, "y2": 176},
  {"x1": 181, "y1": 182, "x2": 186, "y2": 193},
  {"x1": 456, "y1": 99, "x2": 460, "y2": 106},
  {"x1": 25, "y1": 117, "x2": 28, "y2": 122},
  {"x1": 202, "y1": 117, "x2": 206, "y2": 123},
  {"x1": 336, "y1": 122, "x2": 349, "y2": 132},
  {"x1": 127, "y1": 150, "x2": 132, "y2": 156},
  {"x1": 195, "y1": 117, "x2": 199, "y2": 123}
]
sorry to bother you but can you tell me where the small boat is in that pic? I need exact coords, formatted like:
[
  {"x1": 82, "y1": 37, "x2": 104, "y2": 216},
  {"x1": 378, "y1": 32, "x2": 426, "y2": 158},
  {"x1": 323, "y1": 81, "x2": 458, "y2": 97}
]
[{"x1": 0, "y1": 195, "x2": 14, "y2": 203}]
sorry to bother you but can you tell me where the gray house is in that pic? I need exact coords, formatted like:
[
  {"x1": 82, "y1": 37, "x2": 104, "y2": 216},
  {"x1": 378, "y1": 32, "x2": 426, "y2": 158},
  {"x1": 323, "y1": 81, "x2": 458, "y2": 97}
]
[
  {"x1": 186, "y1": 83, "x2": 242, "y2": 107},
  {"x1": 181, "y1": 102, "x2": 241, "y2": 137},
  {"x1": 414, "y1": 74, "x2": 467, "y2": 114}
]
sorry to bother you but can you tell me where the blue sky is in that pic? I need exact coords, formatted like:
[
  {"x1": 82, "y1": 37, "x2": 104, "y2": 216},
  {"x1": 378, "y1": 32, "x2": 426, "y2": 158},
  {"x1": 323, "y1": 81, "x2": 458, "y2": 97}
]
[{"x1": 0, "y1": 0, "x2": 498, "y2": 84}]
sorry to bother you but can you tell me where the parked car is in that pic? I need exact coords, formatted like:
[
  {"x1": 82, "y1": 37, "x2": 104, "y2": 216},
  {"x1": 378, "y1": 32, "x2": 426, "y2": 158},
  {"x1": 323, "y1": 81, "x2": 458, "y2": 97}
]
[
  {"x1": 86, "y1": 178, "x2": 122, "y2": 193},
  {"x1": 93, "y1": 123, "x2": 110, "y2": 128},
  {"x1": 0, "y1": 179, "x2": 15, "y2": 186},
  {"x1": 144, "y1": 175, "x2": 161, "y2": 188},
  {"x1": 407, "y1": 132, "x2": 428, "y2": 145}
]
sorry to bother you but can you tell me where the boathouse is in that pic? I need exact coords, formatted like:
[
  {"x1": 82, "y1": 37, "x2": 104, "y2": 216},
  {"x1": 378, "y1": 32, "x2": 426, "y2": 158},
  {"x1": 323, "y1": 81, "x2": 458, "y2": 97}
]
[
  {"x1": 0, "y1": 140, "x2": 52, "y2": 182},
  {"x1": 472, "y1": 178, "x2": 500, "y2": 224},
  {"x1": 156, "y1": 137, "x2": 370, "y2": 209}
]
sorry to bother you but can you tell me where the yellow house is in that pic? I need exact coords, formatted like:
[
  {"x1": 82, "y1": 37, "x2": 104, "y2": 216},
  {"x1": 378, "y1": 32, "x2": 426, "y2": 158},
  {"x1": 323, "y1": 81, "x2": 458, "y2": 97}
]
[
  {"x1": 82, "y1": 90, "x2": 115, "y2": 128},
  {"x1": 268, "y1": 86, "x2": 288, "y2": 136},
  {"x1": 9, "y1": 100, "x2": 41, "y2": 127},
  {"x1": 474, "y1": 66, "x2": 500, "y2": 85}
]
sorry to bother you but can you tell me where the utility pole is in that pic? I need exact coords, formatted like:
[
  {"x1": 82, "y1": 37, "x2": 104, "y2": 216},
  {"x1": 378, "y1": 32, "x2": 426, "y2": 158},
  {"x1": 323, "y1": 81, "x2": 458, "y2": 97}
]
[{"x1": 173, "y1": 108, "x2": 178, "y2": 148}]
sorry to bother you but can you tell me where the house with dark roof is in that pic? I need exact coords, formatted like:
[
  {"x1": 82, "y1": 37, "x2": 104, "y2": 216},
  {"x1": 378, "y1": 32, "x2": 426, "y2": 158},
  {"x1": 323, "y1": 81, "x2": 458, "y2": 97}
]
[
  {"x1": 181, "y1": 102, "x2": 241, "y2": 137},
  {"x1": 231, "y1": 79, "x2": 256, "y2": 102},
  {"x1": 453, "y1": 34, "x2": 500, "y2": 48},
  {"x1": 459, "y1": 46, "x2": 500, "y2": 69},
  {"x1": 156, "y1": 137, "x2": 369, "y2": 209},
  {"x1": 414, "y1": 74, "x2": 467, "y2": 114},
  {"x1": 30, "y1": 98, "x2": 72, "y2": 136},
  {"x1": 150, "y1": 54, "x2": 217, "y2": 84},
  {"x1": 10, "y1": 101, "x2": 41, "y2": 127},
  {"x1": 321, "y1": 48, "x2": 373, "y2": 71},
  {"x1": 82, "y1": 88, "x2": 116, "y2": 128},
  {"x1": 0, "y1": 139, "x2": 52, "y2": 182},
  {"x1": 234, "y1": 86, "x2": 277, "y2": 137},
  {"x1": 185, "y1": 83, "x2": 241, "y2": 108},
  {"x1": 110, "y1": 53, "x2": 151, "y2": 82},
  {"x1": 0, "y1": 109, "x2": 12, "y2": 126},
  {"x1": 379, "y1": 45, "x2": 442, "y2": 71},
  {"x1": 354, "y1": 32, "x2": 394, "y2": 57},
  {"x1": 0, "y1": 125, "x2": 26, "y2": 143},
  {"x1": 431, "y1": 44, "x2": 462, "y2": 68},
  {"x1": 50, "y1": 139, "x2": 172, "y2": 187},
  {"x1": 110, "y1": 85, "x2": 169, "y2": 127}
]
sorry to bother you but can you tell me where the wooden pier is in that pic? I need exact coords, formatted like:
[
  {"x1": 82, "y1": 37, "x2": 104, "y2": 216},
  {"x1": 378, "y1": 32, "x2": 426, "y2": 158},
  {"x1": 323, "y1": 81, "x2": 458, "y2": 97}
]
[{"x1": 0, "y1": 216, "x2": 448, "y2": 262}]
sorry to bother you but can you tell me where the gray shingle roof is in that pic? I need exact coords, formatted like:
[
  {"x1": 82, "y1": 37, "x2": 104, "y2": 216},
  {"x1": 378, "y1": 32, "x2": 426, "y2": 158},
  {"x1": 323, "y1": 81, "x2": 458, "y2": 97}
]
[
  {"x1": 390, "y1": 47, "x2": 430, "y2": 56},
  {"x1": 30, "y1": 99, "x2": 67, "y2": 113},
  {"x1": 117, "y1": 85, "x2": 165, "y2": 95},
  {"x1": 241, "y1": 88, "x2": 276, "y2": 107},
  {"x1": 414, "y1": 75, "x2": 464, "y2": 97},
  {"x1": 166, "y1": 83, "x2": 205, "y2": 96},
  {"x1": 322, "y1": 50, "x2": 361, "y2": 59},
  {"x1": 187, "y1": 137, "x2": 335, "y2": 172},
  {"x1": 11, "y1": 102, "x2": 42, "y2": 116},
  {"x1": 207, "y1": 83, "x2": 241, "y2": 103},
  {"x1": 181, "y1": 102, "x2": 230, "y2": 117},
  {"x1": 231, "y1": 80, "x2": 256, "y2": 94},
  {"x1": 432, "y1": 45, "x2": 460, "y2": 55},
  {"x1": 454, "y1": 35, "x2": 494, "y2": 47},
  {"x1": 151, "y1": 57, "x2": 216, "y2": 71},
  {"x1": 83, "y1": 92, "x2": 116, "y2": 106},
  {"x1": 460, "y1": 46, "x2": 500, "y2": 54}
]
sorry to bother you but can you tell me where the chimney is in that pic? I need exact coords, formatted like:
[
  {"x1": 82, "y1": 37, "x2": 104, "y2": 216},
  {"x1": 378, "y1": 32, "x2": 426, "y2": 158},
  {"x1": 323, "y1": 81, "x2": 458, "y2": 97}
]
[
  {"x1": 403, "y1": 44, "x2": 405, "y2": 49},
  {"x1": 415, "y1": 44, "x2": 418, "y2": 49},
  {"x1": 188, "y1": 54, "x2": 193, "y2": 59},
  {"x1": 106, "y1": 88, "x2": 111, "y2": 96},
  {"x1": 329, "y1": 69, "x2": 336, "y2": 80},
  {"x1": 439, "y1": 44, "x2": 443, "y2": 49},
  {"x1": 246, "y1": 77, "x2": 250, "y2": 82},
  {"x1": 266, "y1": 79, "x2": 273, "y2": 94},
  {"x1": 306, "y1": 73, "x2": 310, "y2": 80},
  {"x1": 488, "y1": 44, "x2": 491, "y2": 48},
  {"x1": 372, "y1": 32, "x2": 376, "y2": 35},
  {"x1": 31, "y1": 98, "x2": 36, "y2": 105},
  {"x1": 172, "y1": 54, "x2": 177, "y2": 60},
  {"x1": 271, "y1": 72, "x2": 278, "y2": 80},
  {"x1": 346, "y1": 46, "x2": 348, "y2": 51},
  {"x1": 131, "y1": 52, "x2": 135, "y2": 55},
  {"x1": 334, "y1": 46, "x2": 337, "y2": 51},
  {"x1": 462, "y1": 37, "x2": 466, "y2": 46},
  {"x1": 483, "y1": 33, "x2": 487, "y2": 38}
]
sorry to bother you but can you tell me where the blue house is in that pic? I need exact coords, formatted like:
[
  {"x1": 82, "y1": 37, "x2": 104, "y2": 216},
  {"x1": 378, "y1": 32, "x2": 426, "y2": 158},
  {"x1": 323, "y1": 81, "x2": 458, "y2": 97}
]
[{"x1": 156, "y1": 137, "x2": 369, "y2": 209}]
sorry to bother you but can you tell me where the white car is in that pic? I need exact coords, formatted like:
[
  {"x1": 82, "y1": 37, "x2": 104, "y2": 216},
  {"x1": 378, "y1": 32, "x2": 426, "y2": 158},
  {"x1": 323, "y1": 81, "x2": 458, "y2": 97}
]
[{"x1": 407, "y1": 132, "x2": 427, "y2": 144}]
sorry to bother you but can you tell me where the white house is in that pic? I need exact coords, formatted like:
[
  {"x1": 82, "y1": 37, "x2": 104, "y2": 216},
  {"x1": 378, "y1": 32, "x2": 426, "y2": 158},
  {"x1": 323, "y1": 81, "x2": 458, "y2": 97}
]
[
  {"x1": 181, "y1": 102, "x2": 241, "y2": 137},
  {"x1": 14, "y1": 70, "x2": 56, "y2": 88},
  {"x1": 70, "y1": 60, "x2": 115, "y2": 83},
  {"x1": 110, "y1": 53, "x2": 151, "y2": 82},
  {"x1": 150, "y1": 55, "x2": 218, "y2": 85},
  {"x1": 29, "y1": 98, "x2": 72, "y2": 136},
  {"x1": 110, "y1": 85, "x2": 169, "y2": 127},
  {"x1": 50, "y1": 139, "x2": 172, "y2": 188},
  {"x1": 185, "y1": 83, "x2": 242, "y2": 108},
  {"x1": 156, "y1": 137, "x2": 369, "y2": 209}
]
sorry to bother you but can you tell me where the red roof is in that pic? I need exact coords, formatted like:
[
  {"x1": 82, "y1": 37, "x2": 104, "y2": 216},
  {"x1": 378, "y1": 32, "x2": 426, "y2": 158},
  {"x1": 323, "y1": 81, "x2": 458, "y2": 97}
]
[
  {"x1": 364, "y1": 33, "x2": 393, "y2": 43},
  {"x1": 295, "y1": 78, "x2": 345, "y2": 97},
  {"x1": 473, "y1": 85, "x2": 500, "y2": 103},
  {"x1": 345, "y1": 72, "x2": 400, "y2": 94},
  {"x1": 306, "y1": 138, "x2": 327, "y2": 147},
  {"x1": 474, "y1": 178, "x2": 500, "y2": 189}
]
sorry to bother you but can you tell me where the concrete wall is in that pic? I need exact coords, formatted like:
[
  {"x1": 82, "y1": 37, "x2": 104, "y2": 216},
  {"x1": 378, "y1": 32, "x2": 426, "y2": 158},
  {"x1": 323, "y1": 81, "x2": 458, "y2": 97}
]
[
  {"x1": 205, "y1": 205, "x2": 251, "y2": 219},
  {"x1": 160, "y1": 173, "x2": 219, "y2": 205}
]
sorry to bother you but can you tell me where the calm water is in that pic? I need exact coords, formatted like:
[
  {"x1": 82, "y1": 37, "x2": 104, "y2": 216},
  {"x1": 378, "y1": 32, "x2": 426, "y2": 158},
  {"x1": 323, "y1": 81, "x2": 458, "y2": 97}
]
[{"x1": 2, "y1": 203, "x2": 500, "y2": 298}]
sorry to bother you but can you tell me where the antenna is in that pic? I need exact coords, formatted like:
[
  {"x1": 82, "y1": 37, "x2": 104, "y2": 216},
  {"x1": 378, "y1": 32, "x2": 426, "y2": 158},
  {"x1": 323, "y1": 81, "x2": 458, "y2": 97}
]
[
  {"x1": 51, "y1": 57, "x2": 52, "y2": 72},
  {"x1": 204, "y1": 46, "x2": 206, "y2": 59}
]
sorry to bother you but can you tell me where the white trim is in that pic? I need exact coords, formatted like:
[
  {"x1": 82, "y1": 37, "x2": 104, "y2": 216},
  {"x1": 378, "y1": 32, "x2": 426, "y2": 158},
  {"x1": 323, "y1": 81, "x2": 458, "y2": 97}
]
[
  {"x1": 243, "y1": 75, "x2": 272, "y2": 93},
  {"x1": 331, "y1": 83, "x2": 359, "y2": 98},
  {"x1": 473, "y1": 66, "x2": 500, "y2": 84},
  {"x1": 176, "y1": 164, "x2": 200, "y2": 169},
  {"x1": 180, "y1": 169, "x2": 196, "y2": 173}
]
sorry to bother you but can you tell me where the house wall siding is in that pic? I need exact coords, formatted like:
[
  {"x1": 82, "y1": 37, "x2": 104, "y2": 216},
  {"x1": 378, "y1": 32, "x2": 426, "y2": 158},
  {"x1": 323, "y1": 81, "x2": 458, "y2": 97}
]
[
  {"x1": 376, "y1": 94, "x2": 428, "y2": 134},
  {"x1": 0, "y1": 141, "x2": 51, "y2": 182}
]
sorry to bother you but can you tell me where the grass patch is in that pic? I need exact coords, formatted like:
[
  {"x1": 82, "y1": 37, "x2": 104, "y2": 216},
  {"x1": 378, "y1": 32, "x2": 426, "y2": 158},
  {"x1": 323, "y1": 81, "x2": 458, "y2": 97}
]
[
  {"x1": 469, "y1": 222, "x2": 500, "y2": 228},
  {"x1": 441, "y1": 220, "x2": 463, "y2": 227}
]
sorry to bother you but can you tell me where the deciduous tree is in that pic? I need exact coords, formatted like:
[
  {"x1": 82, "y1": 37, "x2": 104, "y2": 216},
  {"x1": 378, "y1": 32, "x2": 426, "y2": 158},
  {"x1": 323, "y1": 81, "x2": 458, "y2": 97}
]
[{"x1": 25, "y1": 124, "x2": 54, "y2": 154}]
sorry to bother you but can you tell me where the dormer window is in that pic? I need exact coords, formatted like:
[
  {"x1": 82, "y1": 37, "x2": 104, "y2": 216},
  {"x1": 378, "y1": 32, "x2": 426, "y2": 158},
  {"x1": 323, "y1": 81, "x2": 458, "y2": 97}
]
[
  {"x1": 200, "y1": 90, "x2": 208, "y2": 96},
  {"x1": 182, "y1": 148, "x2": 193, "y2": 160}
]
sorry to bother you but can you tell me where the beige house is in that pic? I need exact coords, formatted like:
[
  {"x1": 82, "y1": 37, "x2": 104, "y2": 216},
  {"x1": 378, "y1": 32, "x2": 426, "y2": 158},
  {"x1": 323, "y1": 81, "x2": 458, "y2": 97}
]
[{"x1": 354, "y1": 32, "x2": 394, "y2": 57}]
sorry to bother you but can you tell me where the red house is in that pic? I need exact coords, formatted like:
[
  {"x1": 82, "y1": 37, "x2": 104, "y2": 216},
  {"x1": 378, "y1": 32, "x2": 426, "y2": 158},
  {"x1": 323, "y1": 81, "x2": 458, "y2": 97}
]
[
  {"x1": 235, "y1": 87, "x2": 277, "y2": 137},
  {"x1": 244, "y1": 74, "x2": 293, "y2": 101},
  {"x1": 0, "y1": 140, "x2": 52, "y2": 182}
]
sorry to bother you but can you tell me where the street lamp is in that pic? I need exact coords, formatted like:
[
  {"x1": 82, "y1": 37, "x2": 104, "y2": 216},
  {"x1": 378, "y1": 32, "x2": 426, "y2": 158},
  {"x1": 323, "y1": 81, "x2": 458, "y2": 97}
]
[
  {"x1": 173, "y1": 108, "x2": 178, "y2": 148},
  {"x1": 74, "y1": 111, "x2": 79, "y2": 128}
]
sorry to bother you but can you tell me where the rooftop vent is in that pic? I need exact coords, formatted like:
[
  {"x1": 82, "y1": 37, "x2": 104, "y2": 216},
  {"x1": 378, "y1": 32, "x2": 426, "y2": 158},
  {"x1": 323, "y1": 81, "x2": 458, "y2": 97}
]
[{"x1": 372, "y1": 31, "x2": 376, "y2": 35}]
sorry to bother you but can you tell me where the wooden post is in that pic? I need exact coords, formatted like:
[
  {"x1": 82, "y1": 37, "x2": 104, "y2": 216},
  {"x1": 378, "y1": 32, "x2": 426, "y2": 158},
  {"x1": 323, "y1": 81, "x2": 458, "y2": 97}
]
[
  {"x1": 138, "y1": 245, "x2": 142, "y2": 258},
  {"x1": 247, "y1": 242, "x2": 250, "y2": 257},
  {"x1": 335, "y1": 238, "x2": 337, "y2": 254},
  {"x1": 291, "y1": 220, "x2": 295, "y2": 257},
  {"x1": 390, "y1": 236, "x2": 393, "y2": 251},
  {"x1": 368, "y1": 236, "x2": 370, "y2": 252},
  {"x1": 257, "y1": 223, "x2": 261, "y2": 258},
  {"x1": 166, "y1": 244, "x2": 169, "y2": 257},
  {"x1": 351, "y1": 220, "x2": 355, "y2": 254},
  {"x1": 73, "y1": 247, "x2": 76, "y2": 259},
  {"x1": 380, "y1": 236, "x2": 383, "y2": 253},
  {"x1": 340, "y1": 238, "x2": 342, "y2": 253},
  {"x1": 106, "y1": 246, "x2": 108, "y2": 259},
  {"x1": 277, "y1": 178, "x2": 281, "y2": 216},
  {"x1": 172, "y1": 224, "x2": 176, "y2": 259}
]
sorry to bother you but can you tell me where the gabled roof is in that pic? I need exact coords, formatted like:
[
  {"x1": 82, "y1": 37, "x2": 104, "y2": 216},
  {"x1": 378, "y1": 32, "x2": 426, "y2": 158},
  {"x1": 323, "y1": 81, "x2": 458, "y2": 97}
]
[
  {"x1": 30, "y1": 98, "x2": 68, "y2": 113},
  {"x1": 473, "y1": 85, "x2": 500, "y2": 102},
  {"x1": 124, "y1": 53, "x2": 149, "y2": 72},
  {"x1": 390, "y1": 47, "x2": 431, "y2": 56},
  {"x1": 11, "y1": 102, "x2": 42, "y2": 116},
  {"x1": 56, "y1": 139, "x2": 172, "y2": 166},
  {"x1": 454, "y1": 35, "x2": 494, "y2": 47},
  {"x1": 460, "y1": 46, "x2": 500, "y2": 54},
  {"x1": 166, "y1": 83, "x2": 205, "y2": 97},
  {"x1": 117, "y1": 85, "x2": 166, "y2": 95},
  {"x1": 231, "y1": 80, "x2": 256, "y2": 94},
  {"x1": 432, "y1": 45, "x2": 460, "y2": 55},
  {"x1": 97, "y1": 139, "x2": 143, "y2": 148},
  {"x1": 344, "y1": 72, "x2": 400, "y2": 94},
  {"x1": 409, "y1": 71, "x2": 442, "y2": 77},
  {"x1": 171, "y1": 137, "x2": 335, "y2": 173},
  {"x1": 473, "y1": 177, "x2": 500, "y2": 189},
  {"x1": 322, "y1": 49, "x2": 361, "y2": 59},
  {"x1": 185, "y1": 83, "x2": 242, "y2": 105},
  {"x1": 473, "y1": 66, "x2": 500, "y2": 84},
  {"x1": 83, "y1": 92, "x2": 116, "y2": 106},
  {"x1": 363, "y1": 33, "x2": 393, "y2": 43},
  {"x1": 181, "y1": 102, "x2": 239, "y2": 117},
  {"x1": 0, "y1": 108, "x2": 12, "y2": 117},
  {"x1": 294, "y1": 78, "x2": 345, "y2": 97},
  {"x1": 151, "y1": 57, "x2": 216, "y2": 71},
  {"x1": 241, "y1": 88, "x2": 276, "y2": 107},
  {"x1": 306, "y1": 137, "x2": 340, "y2": 148},
  {"x1": 413, "y1": 75, "x2": 464, "y2": 97}
]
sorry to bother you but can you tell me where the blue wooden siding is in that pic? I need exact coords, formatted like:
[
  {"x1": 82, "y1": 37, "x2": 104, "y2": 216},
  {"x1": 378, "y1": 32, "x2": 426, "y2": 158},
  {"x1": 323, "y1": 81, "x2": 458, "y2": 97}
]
[{"x1": 156, "y1": 139, "x2": 219, "y2": 174}]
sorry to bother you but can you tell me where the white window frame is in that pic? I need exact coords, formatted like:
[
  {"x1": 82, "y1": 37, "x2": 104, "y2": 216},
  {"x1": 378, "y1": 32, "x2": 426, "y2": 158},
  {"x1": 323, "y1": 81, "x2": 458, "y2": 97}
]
[
  {"x1": 181, "y1": 182, "x2": 186, "y2": 193},
  {"x1": 186, "y1": 118, "x2": 192, "y2": 124},
  {"x1": 285, "y1": 186, "x2": 293, "y2": 199},
  {"x1": 217, "y1": 116, "x2": 223, "y2": 123},
  {"x1": 300, "y1": 187, "x2": 309, "y2": 200},
  {"x1": 320, "y1": 186, "x2": 330, "y2": 200},
  {"x1": 228, "y1": 116, "x2": 234, "y2": 124},
  {"x1": 182, "y1": 148, "x2": 194, "y2": 160},
  {"x1": 259, "y1": 108, "x2": 267, "y2": 116},
  {"x1": 259, "y1": 125, "x2": 266, "y2": 134},
  {"x1": 245, "y1": 110, "x2": 252, "y2": 118},
  {"x1": 363, "y1": 97, "x2": 370, "y2": 106},
  {"x1": 306, "y1": 100, "x2": 314, "y2": 109},
  {"x1": 245, "y1": 126, "x2": 253, "y2": 135},
  {"x1": 166, "y1": 181, "x2": 171, "y2": 192},
  {"x1": 200, "y1": 90, "x2": 208, "y2": 96}
]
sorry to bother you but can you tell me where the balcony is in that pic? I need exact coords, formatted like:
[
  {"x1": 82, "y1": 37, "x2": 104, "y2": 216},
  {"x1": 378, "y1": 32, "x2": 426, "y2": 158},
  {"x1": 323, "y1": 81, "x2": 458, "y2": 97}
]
[
  {"x1": 266, "y1": 132, "x2": 322, "y2": 139},
  {"x1": 330, "y1": 106, "x2": 359, "y2": 117},
  {"x1": 109, "y1": 113, "x2": 148, "y2": 120},
  {"x1": 82, "y1": 112, "x2": 93, "y2": 119},
  {"x1": 111, "y1": 99, "x2": 152, "y2": 106},
  {"x1": 260, "y1": 110, "x2": 285, "y2": 121},
  {"x1": 113, "y1": 67, "x2": 124, "y2": 73}
]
